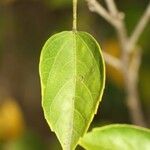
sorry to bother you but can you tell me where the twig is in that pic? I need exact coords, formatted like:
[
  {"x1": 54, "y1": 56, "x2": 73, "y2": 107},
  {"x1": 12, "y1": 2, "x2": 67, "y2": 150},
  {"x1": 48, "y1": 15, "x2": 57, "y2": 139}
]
[
  {"x1": 104, "y1": 0, "x2": 128, "y2": 53},
  {"x1": 86, "y1": 0, "x2": 128, "y2": 51},
  {"x1": 103, "y1": 51, "x2": 122, "y2": 70},
  {"x1": 126, "y1": 75, "x2": 147, "y2": 127},
  {"x1": 85, "y1": 0, "x2": 118, "y2": 27},
  {"x1": 127, "y1": 3, "x2": 150, "y2": 51},
  {"x1": 129, "y1": 48, "x2": 142, "y2": 81},
  {"x1": 126, "y1": 49, "x2": 147, "y2": 127},
  {"x1": 105, "y1": 0, "x2": 118, "y2": 16}
]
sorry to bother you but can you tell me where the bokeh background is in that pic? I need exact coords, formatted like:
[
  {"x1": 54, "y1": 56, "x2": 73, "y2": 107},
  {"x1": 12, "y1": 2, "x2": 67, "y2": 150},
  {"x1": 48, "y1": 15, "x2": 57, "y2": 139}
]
[{"x1": 0, "y1": 0, "x2": 149, "y2": 149}]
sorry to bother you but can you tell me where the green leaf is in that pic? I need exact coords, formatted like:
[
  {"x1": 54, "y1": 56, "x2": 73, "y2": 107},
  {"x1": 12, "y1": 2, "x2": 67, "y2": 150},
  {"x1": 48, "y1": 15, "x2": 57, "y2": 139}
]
[
  {"x1": 39, "y1": 31, "x2": 105, "y2": 150},
  {"x1": 79, "y1": 124, "x2": 150, "y2": 150}
]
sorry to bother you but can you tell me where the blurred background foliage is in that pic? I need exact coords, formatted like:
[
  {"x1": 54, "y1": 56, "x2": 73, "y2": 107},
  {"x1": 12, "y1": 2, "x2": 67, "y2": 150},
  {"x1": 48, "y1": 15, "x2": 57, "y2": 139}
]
[{"x1": 0, "y1": 0, "x2": 149, "y2": 149}]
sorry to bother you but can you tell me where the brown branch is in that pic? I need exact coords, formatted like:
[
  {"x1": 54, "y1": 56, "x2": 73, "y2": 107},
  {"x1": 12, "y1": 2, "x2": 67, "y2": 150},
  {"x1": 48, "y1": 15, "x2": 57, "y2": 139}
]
[
  {"x1": 126, "y1": 49, "x2": 147, "y2": 127},
  {"x1": 103, "y1": 51, "x2": 122, "y2": 70},
  {"x1": 85, "y1": 0, "x2": 118, "y2": 27},
  {"x1": 86, "y1": 0, "x2": 128, "y2": 51},
  {"x1": 105, "y1": 0, "x2": 118, "y2": 16},
  {"x1": 104, "y1": 0, "x2": 128, "y2": 53}
]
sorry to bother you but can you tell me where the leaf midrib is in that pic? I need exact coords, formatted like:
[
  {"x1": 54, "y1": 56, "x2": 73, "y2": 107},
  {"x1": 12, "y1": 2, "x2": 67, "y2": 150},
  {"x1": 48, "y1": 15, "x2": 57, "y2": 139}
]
[{"x1": 68, "y1": 31, "x2": 77, "y2": 150}]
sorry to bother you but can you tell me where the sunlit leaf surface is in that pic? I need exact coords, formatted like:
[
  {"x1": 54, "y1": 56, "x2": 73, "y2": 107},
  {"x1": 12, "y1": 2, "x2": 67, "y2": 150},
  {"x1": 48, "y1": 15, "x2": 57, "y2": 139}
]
[
  {"x1": 79, "y1": 124, "x2": 150, "y2": 150},
  {"x1": 39, "y1": 31, "x2": 105, "y2": 150}
]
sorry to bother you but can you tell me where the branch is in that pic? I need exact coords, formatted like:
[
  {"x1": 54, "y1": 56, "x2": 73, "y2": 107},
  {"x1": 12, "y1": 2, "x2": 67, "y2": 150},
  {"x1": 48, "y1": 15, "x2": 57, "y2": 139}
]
[
  {"x1": 85, "y1": 0, "x2": 118, "y2": 27},
  {"x1": 129, "y1": 48, "x2": 142, "y2": 82},
  {"x1": 105, "y1": 0, "x2": 118, "y2": 16},
  {"x1": 127, "y1": 2, "x2": 150, "y2": 51},
  {"x1": 105, "y1": 0, "x2": 128, "y2": 52},
  {"x1": 103, "y1": 51, "x2": 122, "y2": 70},
  {"x1": 126, "y1": 49, "x2": 147, "y2": 127},
  {"x1": 86, "y1": 0, "x2": 128, "y2": 52}
]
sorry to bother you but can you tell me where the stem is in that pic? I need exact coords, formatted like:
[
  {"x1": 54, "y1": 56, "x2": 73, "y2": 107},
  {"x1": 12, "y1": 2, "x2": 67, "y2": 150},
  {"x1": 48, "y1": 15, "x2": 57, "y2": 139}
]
[
  {"x1": 123, "y1": 49, "x2": 147, "y2": 127},
  {"x1": 103, "y1": 51, "x2": 122, "y2": 70},
  {"x1": 73, "y1": 0, "x2": 77, "y2": 31},
  {"x1": 105, "y1": 0, "x2": 118, "y2": 16},
  {"x1": 126, "y1": 83, "x2": 147, "y2": 127},
  {"x1": 123, "y1": 58, "x2": 146, "y2": 127},
  {"x1": 85, "y1": 0, "x2": 118, "y2": 27}
]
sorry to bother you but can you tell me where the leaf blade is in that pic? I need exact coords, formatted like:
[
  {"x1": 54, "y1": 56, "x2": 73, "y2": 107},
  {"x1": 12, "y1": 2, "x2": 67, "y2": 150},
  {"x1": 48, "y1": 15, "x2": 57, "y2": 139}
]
[
  {"x1": 39, "y1": 31, "x2": 105, "y2": 150},
  {"x1": 79, "y1": 124, "x2": 150, "y2": 150}
]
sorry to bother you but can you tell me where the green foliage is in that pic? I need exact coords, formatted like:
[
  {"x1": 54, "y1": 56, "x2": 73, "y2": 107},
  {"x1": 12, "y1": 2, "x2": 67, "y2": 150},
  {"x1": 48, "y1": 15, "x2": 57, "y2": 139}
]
[
  {"x1": 44, "y1": 0, "x2": 72, "y2": 9},
  {"x1": 3, "y1": 132, "x2": 47, "y2": 150},
  {"x1": 79, "y1": 124, "x2": 150, "y2": 150},
  {"x1": 39, "y1": 31, "x2": 105, "y2": 150}
]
